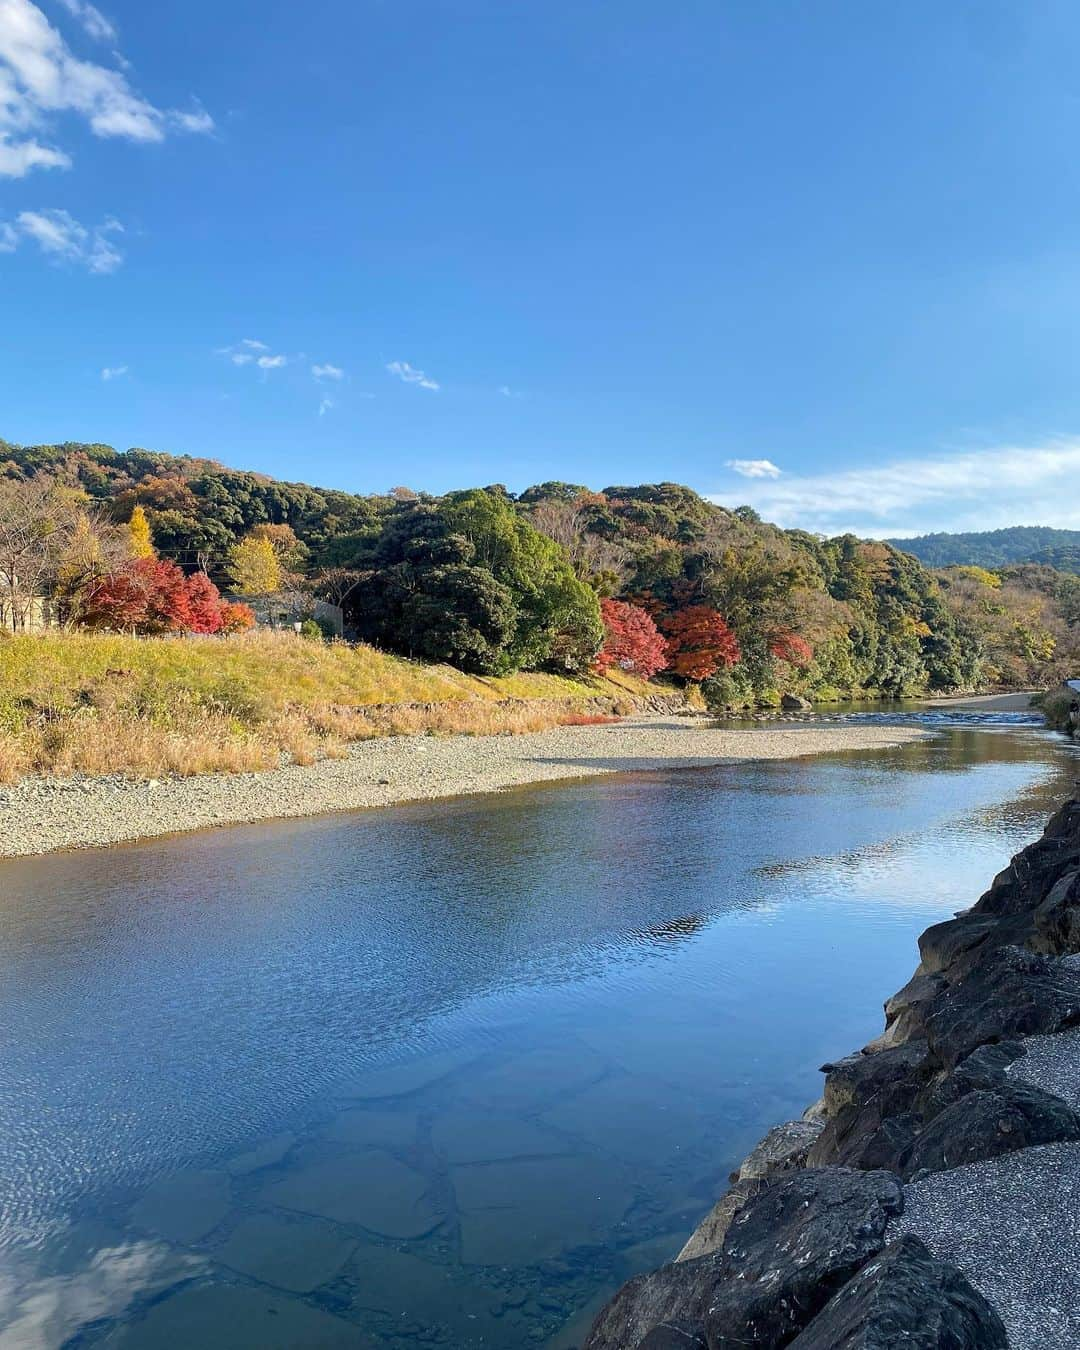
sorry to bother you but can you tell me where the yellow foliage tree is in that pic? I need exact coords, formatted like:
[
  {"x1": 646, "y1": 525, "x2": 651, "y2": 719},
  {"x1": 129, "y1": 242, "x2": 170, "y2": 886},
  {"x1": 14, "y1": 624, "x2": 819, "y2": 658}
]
[
  {"x1": 228, "y1": 535, "x2": 281, "y2": 594},
  {"x1": 127, "y1": 505, "x2": 155, "y2": 559}
]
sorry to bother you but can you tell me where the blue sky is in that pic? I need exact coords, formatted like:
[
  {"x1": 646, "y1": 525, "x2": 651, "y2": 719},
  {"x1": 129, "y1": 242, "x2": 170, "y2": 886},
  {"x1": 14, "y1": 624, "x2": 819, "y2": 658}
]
[{"x1": 4, "y1": 1, "x2": 1080, "y2": 536}]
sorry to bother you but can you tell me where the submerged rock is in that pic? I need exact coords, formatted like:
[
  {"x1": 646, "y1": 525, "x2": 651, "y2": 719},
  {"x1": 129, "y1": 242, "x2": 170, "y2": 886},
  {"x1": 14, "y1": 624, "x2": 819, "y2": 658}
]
[{"x1": 786, "y1": 1234, "x2": 1008, "y2": 1349}]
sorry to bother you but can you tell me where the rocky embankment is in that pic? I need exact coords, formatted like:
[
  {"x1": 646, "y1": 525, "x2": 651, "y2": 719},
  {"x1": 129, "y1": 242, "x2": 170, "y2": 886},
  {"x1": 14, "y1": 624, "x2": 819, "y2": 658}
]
[{"x1": 585, "y1": 797, "x2": 1080, "y2": 1349}]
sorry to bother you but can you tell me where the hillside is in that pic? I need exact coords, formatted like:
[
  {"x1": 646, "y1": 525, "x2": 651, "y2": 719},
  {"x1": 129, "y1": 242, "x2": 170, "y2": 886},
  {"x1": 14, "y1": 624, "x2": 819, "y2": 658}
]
[
  {"x1": 888, "y1": 525, "x2": 1080, "y2": 572},
  {"x1": 5, "y1": 439, "x2": 1080, "y2": 706}
]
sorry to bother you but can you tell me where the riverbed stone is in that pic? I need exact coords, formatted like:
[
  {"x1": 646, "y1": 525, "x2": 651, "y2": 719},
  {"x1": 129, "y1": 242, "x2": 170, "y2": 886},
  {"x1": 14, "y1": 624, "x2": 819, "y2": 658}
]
[
  {"x1": 455, "y1": 1044, "x2": 609, "y2": 1114},
  {"x1": 970, "y1": 798, "x2": 1080, "y2": 919},
  {"x1": 225, "y1": 1131, "x2": 295, "y2": 1176},
  {"x1": 101, "y1": 1282, "x2": 373, "y2": 1349},
  {"x1": 322, "y1": 1106, "x2": 419, "y2": 1149},
  {"x1": 129, "y1": 1170, "x2": 231, "y2": 1245},
  {"x1": 430, "y1": 1109, "x2": 570, "y2": 1164},
  {"x1": 454, "y1": 1153, "x2": 632, "y2": 1265},
  {"x1": 265, "y1": 1148, "x2": 442, "y2": 1237},
  {"x1": 786, "y1": 1234, "x2": 1007, "y2": 1349},
  {"x1": 213, "y1": 1211, "x2": 356, "y2": 1292},
  {"x1": 539, "y1": 1073, "x2": 703, "y2": 1164},
  {"x1": 344, "y1": 1045, "x2": 480, "y2": 1100}
]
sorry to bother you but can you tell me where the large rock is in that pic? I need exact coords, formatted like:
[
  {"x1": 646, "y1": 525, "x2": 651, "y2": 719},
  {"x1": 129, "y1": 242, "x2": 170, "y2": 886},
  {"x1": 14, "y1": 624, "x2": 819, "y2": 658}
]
[
  {"x1": 971, "y1": 798, "x2": 1080, "y2": 919},
  {"x1": 808, "y1": 1042, "x2": 930, "y2": 1169},
  {"x1": 587, "y1": 1169, "x2": 903, "y2": 1350},
  {"x1": 781, "y1": 694, "x2": 812, "y2": 710},
  {"x1": 876, "y1": 970, "x2": 948, "y2": 1048},
  {"x1": 903, "y1": 1080, "x2": 1080, "y2": 1179},
  {"x1": 731, "y1": 1118, "x2": 824, "y2": 1183},
  {"x1": 924, "y1": 944, "x2": 1080, "y2": 1068},
  {"x1": 786, "y1": 1235, "x2": 1008, "y2": 1349},
  {"x1": 584, "y1": 1253, "x2": 725, "y2": 1350},
  {"x1": 703, "y1": 1168, "x2": 903, "y2": 1349},
  {"x1": 676, "y1": 1179, "x2": 764, "y2": 1262}
]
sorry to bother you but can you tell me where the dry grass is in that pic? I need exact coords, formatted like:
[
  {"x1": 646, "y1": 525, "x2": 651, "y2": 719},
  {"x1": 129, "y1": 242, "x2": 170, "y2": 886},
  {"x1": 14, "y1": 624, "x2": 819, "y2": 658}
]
[{"x1": 0, "y1": 631, "x2": 669, "y2": 784}]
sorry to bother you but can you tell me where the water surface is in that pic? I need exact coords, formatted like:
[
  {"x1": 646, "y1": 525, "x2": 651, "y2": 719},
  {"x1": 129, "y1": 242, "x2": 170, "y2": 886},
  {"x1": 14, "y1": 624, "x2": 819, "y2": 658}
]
[{"x1": 0, "y1": 712, "x2": 1074, "y2": 1348}]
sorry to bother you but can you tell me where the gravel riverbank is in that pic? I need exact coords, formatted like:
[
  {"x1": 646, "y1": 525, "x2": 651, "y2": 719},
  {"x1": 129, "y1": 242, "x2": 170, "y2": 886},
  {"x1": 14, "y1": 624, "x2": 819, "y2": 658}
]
[{"x1": 0, "y1": 716, "x2": 927, "y2": 859}]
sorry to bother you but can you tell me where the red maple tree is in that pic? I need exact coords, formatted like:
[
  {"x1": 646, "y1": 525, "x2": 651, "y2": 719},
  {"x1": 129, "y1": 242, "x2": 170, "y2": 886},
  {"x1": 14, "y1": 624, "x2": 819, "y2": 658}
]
[
  {"x1": 769, "y1": 631, "x2": 813, "y2": 667},
  {"x1": 660, "y1": 605, "x2": 740, "y2": 681},
  {"x1": 594, "y1": 598, "x2": 668, "y2": 679},
  {"x1": 81, "y1": 560, "x2": 254, "y2": 636}
]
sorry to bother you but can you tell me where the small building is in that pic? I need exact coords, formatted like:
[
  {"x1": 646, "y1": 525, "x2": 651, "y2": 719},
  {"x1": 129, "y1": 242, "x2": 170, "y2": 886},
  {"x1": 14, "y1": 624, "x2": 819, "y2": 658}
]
[{"x1": 223, "y1": 591, "x2": 344, "y2": 637}]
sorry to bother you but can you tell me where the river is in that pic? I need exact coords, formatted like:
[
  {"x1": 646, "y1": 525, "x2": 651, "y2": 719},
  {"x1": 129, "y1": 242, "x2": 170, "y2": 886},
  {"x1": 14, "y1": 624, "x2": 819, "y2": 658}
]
[{"x1": 0, "y1": 709, "x2": 1074, "y2": 1348}]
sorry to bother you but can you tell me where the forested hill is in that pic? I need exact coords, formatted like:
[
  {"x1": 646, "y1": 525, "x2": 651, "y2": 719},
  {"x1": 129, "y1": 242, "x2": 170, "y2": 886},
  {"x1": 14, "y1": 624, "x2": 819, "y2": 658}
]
[
  {"x1": 889, "y1": 526, "x2": 1080, "y2": 573},
  {"x1": 5, "y1": 437, "x2": 1080, "y2": 700}
]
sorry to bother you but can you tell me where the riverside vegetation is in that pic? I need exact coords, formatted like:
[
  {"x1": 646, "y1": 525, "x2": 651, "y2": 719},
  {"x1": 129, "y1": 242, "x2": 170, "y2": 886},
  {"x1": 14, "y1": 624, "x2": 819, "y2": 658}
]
[{"x1": 5, "y1": 438, "x2": 1080, "y2": 785}]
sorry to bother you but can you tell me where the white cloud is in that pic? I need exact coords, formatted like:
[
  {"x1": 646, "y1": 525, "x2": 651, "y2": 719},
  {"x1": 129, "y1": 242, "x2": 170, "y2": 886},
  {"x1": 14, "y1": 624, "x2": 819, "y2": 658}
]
[
  {"x1": 55, "y1": 0, "x2": 115, "y2": 44},
  {"x1": 0, "y1": 0, "x2": 213, "y2": 179},
  {"x1": 709, "y1": 438, "x2": 1080, "y2": 537},
  {"x1": 218, "y1": 340, "x2": 288, "y2": 371},
  {"x1": 100, "y1": 362, "x2": 126, "y2": 379},
  {"x1": 386, "y1": 359, "x2": 439, "y2": 391},
  {"x1": 726, "y1": 457, "x2": 782, "y2": 480},
  {"x1": 2, "y1": 207, "x2": 123, "y2": 270},
  {"x1": 312, "y1": 362, "x2": 343, "y2": 381},
  {"x1": 318, "y1": 396, "x2": 334, "y2": 416}
]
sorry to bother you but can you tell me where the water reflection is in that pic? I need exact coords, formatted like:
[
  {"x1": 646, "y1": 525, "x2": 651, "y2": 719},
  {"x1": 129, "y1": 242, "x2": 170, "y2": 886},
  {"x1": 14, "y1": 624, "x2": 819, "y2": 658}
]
[{"x1": 0, "y1": 717, "x2": 1076, "y2": 1347}]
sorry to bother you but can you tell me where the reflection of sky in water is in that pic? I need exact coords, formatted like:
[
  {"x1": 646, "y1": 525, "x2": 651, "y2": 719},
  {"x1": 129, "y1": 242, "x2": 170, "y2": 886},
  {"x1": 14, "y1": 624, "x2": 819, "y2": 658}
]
[{"x1": 0, "y1": 721, "x2": 1076, "y2": 1346}]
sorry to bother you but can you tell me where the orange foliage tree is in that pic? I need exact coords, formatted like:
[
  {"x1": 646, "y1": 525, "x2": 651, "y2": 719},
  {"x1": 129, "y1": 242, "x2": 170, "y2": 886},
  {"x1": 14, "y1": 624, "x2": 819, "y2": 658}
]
[{"x1": 660, "y1": 606, "x2": 740, "y2": 681}]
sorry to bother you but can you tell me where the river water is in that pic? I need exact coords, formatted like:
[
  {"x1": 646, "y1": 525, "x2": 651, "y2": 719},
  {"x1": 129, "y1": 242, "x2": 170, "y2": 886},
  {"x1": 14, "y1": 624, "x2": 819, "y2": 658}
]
[{"x1": 0, "y1": 710, "x2": 1074, "y2": 1348}]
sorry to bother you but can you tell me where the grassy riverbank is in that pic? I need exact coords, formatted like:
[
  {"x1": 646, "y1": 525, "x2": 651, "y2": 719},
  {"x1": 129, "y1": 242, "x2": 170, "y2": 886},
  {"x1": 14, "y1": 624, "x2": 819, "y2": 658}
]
[{"x1": 0, "y1": 631, "x2": 663, "y2": 784}]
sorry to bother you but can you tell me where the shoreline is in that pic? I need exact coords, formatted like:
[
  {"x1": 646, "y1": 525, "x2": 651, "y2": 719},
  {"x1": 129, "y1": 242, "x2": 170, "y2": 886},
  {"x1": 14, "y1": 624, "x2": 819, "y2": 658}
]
[
  {"x1": 586, "y1": 795, "x2": 1080, "y2": 1350},
  {"x1": 0, "y1": 716, "x2": 928, "y2": 860}
]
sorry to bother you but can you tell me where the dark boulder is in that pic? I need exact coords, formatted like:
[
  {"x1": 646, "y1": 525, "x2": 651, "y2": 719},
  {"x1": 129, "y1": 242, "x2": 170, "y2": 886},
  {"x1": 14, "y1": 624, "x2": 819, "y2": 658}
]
[
  {"x1": 730, "y1": 1118, "x2": 824, "y2": 1183},
  {"x1": 584, "y1": 1253, "x2": 725, "y2": 1350},
  {"x1": 820, "y1": 1041, "x2": 930, "y2": 1116},
  {"x1": 809, "y1": 1108, "x2": 921, "y2": 1172},
  {"x1": 786, "y1": 1235, "x2": 1008, "y2": 1349},
  {"x1": 1030, "y1": 871, "x2": 1080, "y2": 957},
  {"x1": 917, "y1": 914, "x2": 1008, "y2": 976},
  {"x1": 676, "y1": 1179, "x2": 765, "y2": 1262},
  {"x1": 878, "y1": 970, "x2": 948, "y2": 1047},
  {"x1": 639, "y1": 1326, "x2": 707, "y2": 1349},
  {"x1": 914, "y1": 1041, "x2": 1024, "y2": 1119},
  {"x1": 902, "y1": 1080, "x2": 1080, "y2": 1179},
  {"x1": 971, "y1": 798, "x2": 1080, "y2": 918},
  {"x1": 587, "y1": 1169, "x2": 903, "y2": 1350},
  {"x1": 702, "y1": 1168, "x2": 903, "y2": 1349},
  {"x1": 924, "y1": 944, "x2": 1080, "y2": 1068},
  {"x1": 808, "y1": 1042, "x2": 930, "y2": 1169}
]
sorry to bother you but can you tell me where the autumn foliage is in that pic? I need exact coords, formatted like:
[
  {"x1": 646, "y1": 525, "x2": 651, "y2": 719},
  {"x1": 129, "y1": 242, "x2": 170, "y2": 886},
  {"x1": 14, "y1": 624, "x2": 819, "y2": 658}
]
[
  {"x1": 660, "y1": 605, "x2": 740, "y2": 681},
  {"x1": 82, "y1": 559, "x2": 255, "y2": 636},
  {"x1": 594, "y1": 598, "x2": 669, "y2": 679},
  {"x1": 769, "y1": 631, "x2": 814, "y2": 667}
]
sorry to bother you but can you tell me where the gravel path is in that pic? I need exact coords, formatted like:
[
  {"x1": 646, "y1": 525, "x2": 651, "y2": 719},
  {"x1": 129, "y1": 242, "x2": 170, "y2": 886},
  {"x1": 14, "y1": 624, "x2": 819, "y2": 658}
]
[
  {"x1": 892, "y1": 954, "x2": 1080, "y2": 1350},
  {"x1": 0, "y1": 716, "x2": 926, "y2": 859}
]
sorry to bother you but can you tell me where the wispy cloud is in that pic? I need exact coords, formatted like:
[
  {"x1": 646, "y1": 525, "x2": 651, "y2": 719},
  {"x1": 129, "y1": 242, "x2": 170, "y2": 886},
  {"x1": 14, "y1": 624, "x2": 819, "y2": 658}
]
[
  {"x1": 726, "y1": 458, "x2": 782, "y2": 480},
  {"x1": 217, "y1": 339, "x2": 288, "y2": 371},
  {"x1": 0, "y1": 0, "x2": 214, "y2": 179},
  {"x1": 318, "y1": 396, "x2": 334, "y2": 416},
  {"x1": 386, "y1": 360, "x2": 439, "y2": 391},
  {"x1": 2, "y1": 207, "x2": 123, "y2": 271},
  {"x1": 710, "y1": 438, "x2": 1080, "y2": 537},
  {"x1": 312, "y1": 362, "x2": 343, "y2": 381},
  {"x1": 100, "y1": 363, "x2": 126, "y2": 380},
  {"x1": 55, "y1": 0, "x2": 115, "y2": 44}
]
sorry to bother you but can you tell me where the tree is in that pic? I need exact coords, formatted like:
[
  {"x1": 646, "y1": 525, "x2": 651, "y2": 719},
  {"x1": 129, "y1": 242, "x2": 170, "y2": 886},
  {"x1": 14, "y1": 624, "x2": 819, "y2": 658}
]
[
  {"x1": 127, "y1": 505, "x2": 155, "y2": 558},
  {"x1": 661, "y1": 606, "x2": 740, "y2": 681},
  {"x1": 401, "y1": 565, "x2": 517, "y2": 672},
  {"x1": 769, "y1": 631, "x2": 813, "y2": 667},
  {"x1": 595, "y1": 599, "x2": 668, "y2": 678},
  {"x1": 185, "y1": 571, "x2": 226, "y2": 634},
  {"x1": 228, "y1": 535, "x2": 281, "y2": 594},
  {"x1": 80, "y1": 558, "x2": 242, "y2": 635},
  {"x1": 0, "y1": 477, "x2": 70, "y2": 630}
]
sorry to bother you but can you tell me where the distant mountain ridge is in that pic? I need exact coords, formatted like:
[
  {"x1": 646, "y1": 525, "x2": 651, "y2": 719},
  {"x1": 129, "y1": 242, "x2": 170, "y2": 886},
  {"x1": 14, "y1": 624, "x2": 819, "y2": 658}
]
[{"x1": 888, "y1": 526, "x2": 1080, "y2": 573}]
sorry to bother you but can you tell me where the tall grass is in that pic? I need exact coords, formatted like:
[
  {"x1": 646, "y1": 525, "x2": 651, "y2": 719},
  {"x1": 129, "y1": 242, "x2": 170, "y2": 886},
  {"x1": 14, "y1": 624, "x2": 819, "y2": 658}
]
[{"x1": 0, "y1": 631, "x2": 658, "y2": 783}]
